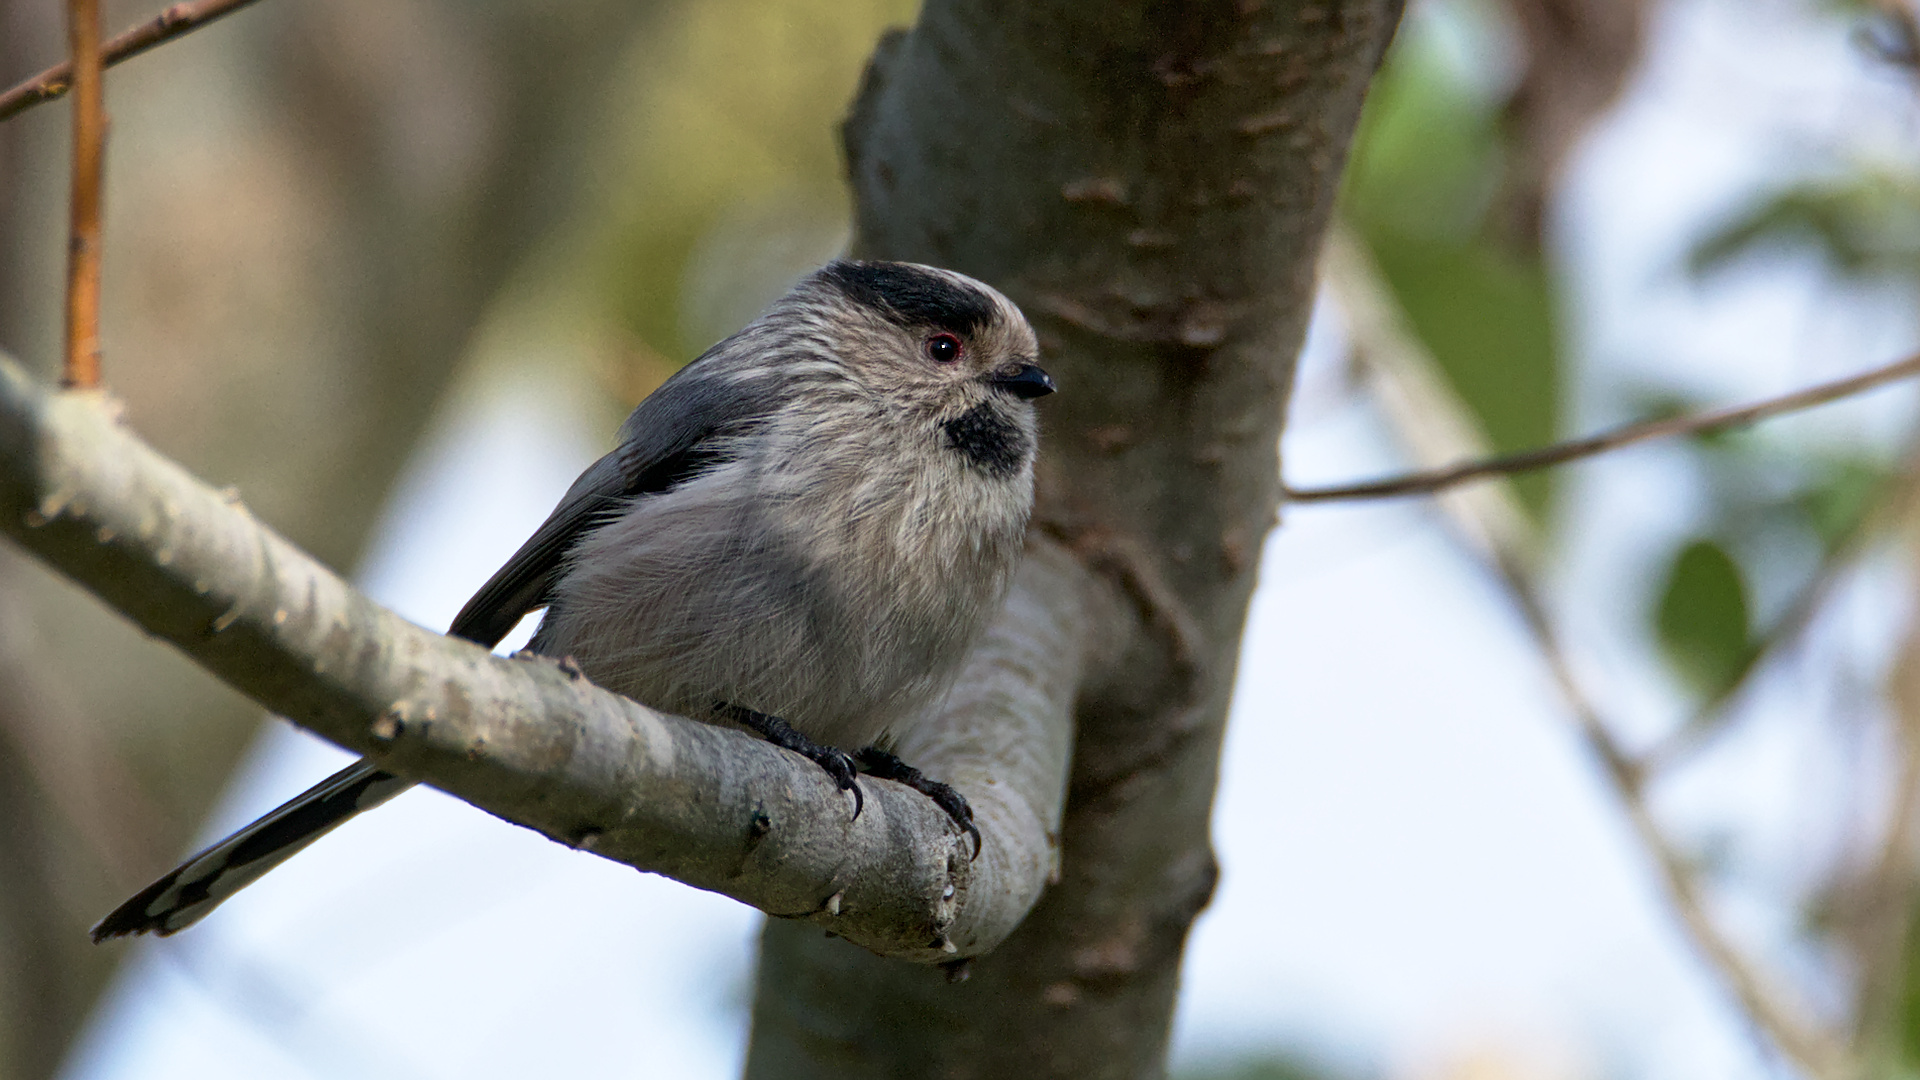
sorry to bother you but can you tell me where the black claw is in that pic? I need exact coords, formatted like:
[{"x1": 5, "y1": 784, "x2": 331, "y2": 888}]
[
  {"x1": 823, "y1": 750, "x2": 865, "y2": 820},
  {"x1": 930, "y1": 786, "x2": 982, "y2": 861},
  {"x1": 856, "y1": 747, "x2": 982, "y2": 860},
  {"x1": 717, "y1": 702, "x2": 864, "y2": 821},
  {"x1": 796, "y1": 743, "x2": 864, "y2": 820}
]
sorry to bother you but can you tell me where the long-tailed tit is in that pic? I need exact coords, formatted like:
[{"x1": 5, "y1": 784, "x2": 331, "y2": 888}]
[{"x1": 93, "y1": 260, "x2": 1052, "y2": 940}]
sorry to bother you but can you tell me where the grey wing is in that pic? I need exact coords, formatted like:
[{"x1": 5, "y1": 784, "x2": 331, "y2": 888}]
[
  {"x1": 448, "y1": 363, "x2": 773, "y2": 648},
  {"x1": 88, "y1": 361, "x2": 776, "y2": 940}
]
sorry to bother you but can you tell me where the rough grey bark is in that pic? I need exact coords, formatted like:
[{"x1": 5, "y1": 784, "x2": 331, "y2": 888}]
[
  {"x1": 746, "y1": 2, "x2": 1403, "y2": 1077},
  {"x1": 0, "y1": 351, "x2": 1091, "y2": 960}
]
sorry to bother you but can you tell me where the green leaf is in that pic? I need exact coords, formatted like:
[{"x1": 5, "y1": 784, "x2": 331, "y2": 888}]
[
  {"x1": 1338, "y1": 24, "x2": 1563, "y2": 519},
  {"x1": 1367, "y1": 237, "x2": 1561, "y2": 516},
  {"x1": 1654, "y1": 539, "x2": 1754, "y2": 695},
  {"x1": 1341, "y1": 36, "x2": 1501, "y2": 245}
]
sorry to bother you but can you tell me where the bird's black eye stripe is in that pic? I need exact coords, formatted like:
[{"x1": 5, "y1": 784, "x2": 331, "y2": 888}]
[
  {"x1": 926, "y1": 333, "x2": 962, "y2": 363},
  {"x1": 818, "y1": 260, "x2": 996, "y2": 337}
]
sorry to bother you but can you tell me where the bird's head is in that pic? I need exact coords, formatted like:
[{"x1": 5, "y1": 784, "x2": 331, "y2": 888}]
[{"x1": 801, "y1": 260, "x2": 1053, "y2": 428}]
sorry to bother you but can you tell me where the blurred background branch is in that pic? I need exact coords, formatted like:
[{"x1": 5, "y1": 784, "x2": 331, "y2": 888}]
[
  {"x1": 1285, "y1": 350, "x2": 1920, "y2": 503},
  {"x1": 0, "y1": 0, "x2": 264, "y2": 123}
]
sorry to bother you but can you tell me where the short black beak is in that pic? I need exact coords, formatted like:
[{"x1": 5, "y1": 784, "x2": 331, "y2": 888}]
[{"x1": 989, "y1": 363, "x2": 1055, "y2": 400}]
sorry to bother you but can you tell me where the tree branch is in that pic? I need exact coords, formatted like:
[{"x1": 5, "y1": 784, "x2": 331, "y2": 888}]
[
  {"x1": 61, "y1": 0, "x2": 103, "y2": 391},
  {"x1": 0, "y1": 351, "x2": 1085, "y2": 961},
  {"x1": 1284, "y1": 351, "x2": 1920, "y2": 503},
  {"x1": 0, "y1": 0, "x2": 265, "y2": 124}
]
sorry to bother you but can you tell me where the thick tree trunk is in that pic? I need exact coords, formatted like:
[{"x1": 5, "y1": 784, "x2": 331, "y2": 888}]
[{"x1": 745, "y1": 2, "x2": 1404, "y2": 1077}]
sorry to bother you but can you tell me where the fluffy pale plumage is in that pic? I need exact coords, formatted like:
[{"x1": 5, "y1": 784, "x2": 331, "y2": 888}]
[
  {"x1": 533, "y1": 270, "x2": 1038, "y2": 749},
  {"x1": 92, "y1": 260, "x2": 1046, "y2": 939}
]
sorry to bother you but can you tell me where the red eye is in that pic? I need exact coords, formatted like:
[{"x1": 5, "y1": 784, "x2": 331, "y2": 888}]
[{"x1": 925, "y1": 333, "x2": 963, "y2": 363}]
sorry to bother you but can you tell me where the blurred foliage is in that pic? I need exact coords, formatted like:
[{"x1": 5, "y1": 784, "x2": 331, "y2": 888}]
[
  {"x1": 1654, "y1": 538, "x2": 1753, "y2": 696},
  {"x1": 1797, "y1": 454, "x2": 1885, "y2": 547},
  {"x1": 586, "y1": 0, "x2": 916, "y2": 381},
  {"x1": 1340, "y1": 12, "x2": 1562, "y2": 517},
  {"x1": 462, "y1": 0, "x2": 914, "y2": 415},
  {"x1": 1689, "y1": 169, "x2": 1920, "y2": 283},
  {"x1": 1658, "y1": 66, "x2": 1920, "y2": 704}
]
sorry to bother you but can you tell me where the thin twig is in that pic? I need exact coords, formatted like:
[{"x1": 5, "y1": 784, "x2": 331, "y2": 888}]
[
  {"x1": 1322, "y1": 224, "x2": 1856, "y2": 1078},
  {"x1": 1284, "y1": 352, "x2": 1920, "y2": 504},
  {"x1": 62, "y1": 0, "x2": 104, "y2": 390},
  {"x1": 0, "y1": 0, "x2": 265, "y2": 124}
]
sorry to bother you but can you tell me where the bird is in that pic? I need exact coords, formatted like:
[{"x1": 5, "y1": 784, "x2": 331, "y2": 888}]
[{"x1": 91, "y1": 259, "x2": 1054, "y2": 941}]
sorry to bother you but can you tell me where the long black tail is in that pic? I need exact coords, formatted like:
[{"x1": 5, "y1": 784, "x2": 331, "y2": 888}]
[
  {"x1": 90, "y1": 761, "x2": 414, "y2": 940},
  {"x1": 92, "y1": 441, "x2": 582, "y2": 941}
]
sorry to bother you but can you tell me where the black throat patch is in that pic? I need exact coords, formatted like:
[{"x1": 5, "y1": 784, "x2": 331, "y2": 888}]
[{"x1": 943, "y1": 402, "x2": 1029, "y2": 478}]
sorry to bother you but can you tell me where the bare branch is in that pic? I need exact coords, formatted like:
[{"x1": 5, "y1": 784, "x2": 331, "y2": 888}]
[
  {"x1": 1317, "y1": 228, "x2": 1542, "y2": 571},
  {"x1": 0, "y1": 352, "x2": 1086, "y2": 960},
  {"x1": 62, "y1": 0, "x2": 104, "y2": 391},
  {"x1": 0, "y1": 0, "x2": 265, "y2": 124},
  {"x1": 1284, "y1": 352, "x2": 1920, "y2": 504}
]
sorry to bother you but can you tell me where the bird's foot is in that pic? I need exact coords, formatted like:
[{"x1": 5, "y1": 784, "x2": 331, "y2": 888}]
[
  {"x1": 856, "y1": 748, "x2": 980, "y2": 859},
  {"x1": 717, "y1": 703, "x2": 863, "y2": 819}
]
